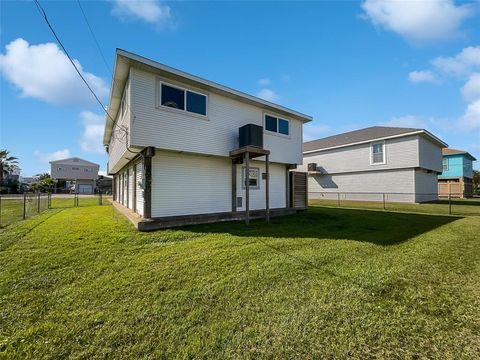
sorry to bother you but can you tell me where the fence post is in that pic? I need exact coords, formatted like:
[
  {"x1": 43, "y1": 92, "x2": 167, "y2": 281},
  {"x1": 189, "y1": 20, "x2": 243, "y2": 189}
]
[
  {"x1": 37, "y1": 193, "x2": 40, "y2": 213},
  {"x1": 48, "y1": 193, "x2": 51, "y2": 209},
  {"x1": 99, "y1": 191, "x2": 102, "y2": 206},
  {"x1": 337, "y1": 192, "x2": 340, "y2": 207},
  {"x1": 448, "y1": 193, "x2": 452, "y2": 215},
  {"x1": 383, "y1": 193, "x2": 386, "y2": 210},
  {"x1": 23, "y1": 193, "x2": 27, "y2": 219},
  {"x1": 0, "y1": 196, "x2": 2, "y2": 227}
]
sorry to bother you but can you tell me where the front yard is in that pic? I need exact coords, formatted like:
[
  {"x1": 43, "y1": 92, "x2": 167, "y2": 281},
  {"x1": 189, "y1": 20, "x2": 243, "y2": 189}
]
[{"x1": 0, "y1": 205, "x2": 479, "y2": 358}]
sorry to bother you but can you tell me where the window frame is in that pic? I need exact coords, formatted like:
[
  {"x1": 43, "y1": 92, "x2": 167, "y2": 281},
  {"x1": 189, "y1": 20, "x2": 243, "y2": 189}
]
[
  {"x1": 442, "y1": 158, "x2": 449, "y2": 171},
  {"x1": 263, "y1": 113, "x2": 290, "y2": 138},
  {"x1": 157, "y1": 80, "x2": 209, "y2": 118},
  {"x1": 370, "y1": 141, "x2": 386, "y2": 165},
  {"x1": 241, "y1": 166, "x2": 260, "y2": 190}
]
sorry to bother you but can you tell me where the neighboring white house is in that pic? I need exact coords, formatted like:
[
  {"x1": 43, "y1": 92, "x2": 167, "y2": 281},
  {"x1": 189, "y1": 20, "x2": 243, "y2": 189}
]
[
  {"x1": 301, "y1": 126, "x2": 447, "y2": 203},
  {"x1": 50, "y1": 157, "x2": 99, "y2": 194},
  {"x1": 104, "y1": 49, "x2": 312, "y2": 230}
]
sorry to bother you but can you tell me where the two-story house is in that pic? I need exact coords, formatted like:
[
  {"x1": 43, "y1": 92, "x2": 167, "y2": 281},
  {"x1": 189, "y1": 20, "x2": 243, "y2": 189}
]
[
  {"x1": 50, "y1": 157, "x2": 99, "y2": 194},
  {"x1": 104, "y1": 49, "x2": 311, "y2": 230},
  {"x1": 302, "y1": 126, "x2": 447, "y2": 203},
  {"x1": 438, "y1": 148, "x2": 476, "y2": 198}
]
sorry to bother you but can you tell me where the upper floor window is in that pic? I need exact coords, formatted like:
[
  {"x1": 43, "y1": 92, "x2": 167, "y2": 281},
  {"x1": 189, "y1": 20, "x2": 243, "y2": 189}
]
[
  {"x1": 84, "y1": 168, "x2": 90, "y2": 172},
  {"x1": 371, "y1": 142, "x2": 385, "y2": 164},
  {"x1": 264, "y1": 114, "x2": 289, "y2": 136},
  {"x1": 442, "y1": 158, "x2": 449, "y2": 171},
  {"x1": 160, "y1": 83, "x2": 207, "y2": 116},
  {"x1": 72, "y1": 167, "x2": 79, "y2": 171},
  {"x1": 58, "y1": 167, "x2": 63, "y2": 171}
]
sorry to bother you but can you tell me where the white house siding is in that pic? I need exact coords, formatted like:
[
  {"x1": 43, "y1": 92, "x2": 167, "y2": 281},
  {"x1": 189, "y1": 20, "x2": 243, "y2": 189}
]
[
  {"x1": 135, "y1": 162, "x2": 144, "y2": 216},
  {"x1": 308, "y1": 169, "x2": 416, "y2": 203},
  {"x1": 418, "y1": 136, "x2": 443, "y2": 172},
  {"x1": 151, "y1": 151, "x2": 232, "y2": 218},
  {"x1": 128, "y1": 167, "x2": 135, "y2": 210},
  {"x1": 414, "y1": 169, "x2": 438, "y2": 202},
  {"x1": 108, "y1": 79, "x2": 131, "y2": 174},
  {"x1": 301, "y1": 135, "x2": 419, "y2": 175},
  {"x1": 129, "y1": 68, "x2": 303, "y2": 165},
  {"x1": 235, "y1": 160, "x2": 287, "y2": 211}
]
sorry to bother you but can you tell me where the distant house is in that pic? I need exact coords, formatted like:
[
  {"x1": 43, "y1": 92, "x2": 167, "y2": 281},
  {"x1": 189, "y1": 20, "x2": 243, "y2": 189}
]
[
  {"x1": 302, "y1": 126, "x2": 447, "y2": 203},
  {"x1": 438, "y1": 148, "x2": 476, "y2": 198},
  {"x1": 50, "y1": 157, "x2": 99, "y2": 194},
  {"x1": 103, "y1": 49, "x2": 311, "y2": 230}
]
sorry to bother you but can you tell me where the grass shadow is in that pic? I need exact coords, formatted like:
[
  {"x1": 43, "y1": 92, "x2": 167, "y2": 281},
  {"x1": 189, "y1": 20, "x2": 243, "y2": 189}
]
[{"x1": 183, "y1": 206, "x2": 460, "y2": 246}]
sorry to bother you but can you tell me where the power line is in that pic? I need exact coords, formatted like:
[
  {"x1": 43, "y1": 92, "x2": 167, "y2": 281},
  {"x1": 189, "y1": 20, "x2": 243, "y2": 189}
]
[{"x1": 33, "y1": 0, "x2": 127, "y2": 138}]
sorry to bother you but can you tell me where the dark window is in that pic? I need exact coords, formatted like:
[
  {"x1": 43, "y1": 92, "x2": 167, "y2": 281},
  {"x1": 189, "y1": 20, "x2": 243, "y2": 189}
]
[
  {"x1": 161, "y1": 84, "x2": 184, "y2": 110},
  {"x1": 186, "y1": 91, "x2": 207, "y2": 116},
  {"x1": 265, "y1": 115, "x2": 277, "y2": 132},
  {"x1": 278, "y1": 119, "x2": 289, "y2": 135}
]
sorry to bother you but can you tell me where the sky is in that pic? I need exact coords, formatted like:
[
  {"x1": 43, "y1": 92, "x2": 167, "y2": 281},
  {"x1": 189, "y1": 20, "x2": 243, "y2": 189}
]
[{"x1": 1, "y1": 0, "x2": 479, "y2": 176}]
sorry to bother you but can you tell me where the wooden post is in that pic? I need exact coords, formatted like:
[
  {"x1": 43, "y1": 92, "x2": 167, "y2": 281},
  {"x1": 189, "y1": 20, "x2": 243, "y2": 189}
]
[
  {"x1": 337, "y1": 192, "x2": 340, "y2": 207},
  {"x1": 143, "y1": 147, "x2": 155, "y2": 219},
  {"x1": 133, "y1": 165, "x2": 137, "y2": 212},
  {"x1": 245, "y1": 151, "x2": 250, "y2": 225},
  {"x1": 231, "y1": 160, "x2": 237, "y2": 212},
  {"x1": 265, "y1": 154, "x2": 270, "y2": 223},
  {"x1": 383, "y1": 193, "x2": 386, "y2": 210},
  {"x1": 448, "y1": 193, "x2": 452, "y2": 215},
  {"x1": 37, "y1": 193, "x2": 40, "y2": 213}
]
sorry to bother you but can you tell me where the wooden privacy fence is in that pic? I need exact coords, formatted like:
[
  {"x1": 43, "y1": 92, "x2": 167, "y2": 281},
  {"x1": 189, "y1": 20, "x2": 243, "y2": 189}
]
[{"x1": 290, "y1": 171, "x2": 308, "y2": 209}]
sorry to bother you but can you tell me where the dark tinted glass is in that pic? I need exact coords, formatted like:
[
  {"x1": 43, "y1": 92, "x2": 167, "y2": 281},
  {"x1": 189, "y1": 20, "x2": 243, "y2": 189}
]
[
  {"x1": 278, "y1": 119, "x2": 289, "y2": 135},
  {"x1": 161, "y1": 84, "x2": 184, "y2": 110},
  {"x1": 186, "y1": 91, "x2": 207, "y2": 115},
  {"x1": 265, "y1": 115, "x2": 277, "y2": 132}
]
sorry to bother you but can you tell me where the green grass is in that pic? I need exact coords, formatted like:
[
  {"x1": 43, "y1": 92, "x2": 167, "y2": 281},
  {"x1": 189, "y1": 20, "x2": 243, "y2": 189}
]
[
  {"x1": 1, "y1": 205, "x2": 479, "y2": 358},
  {"x1": 310, "y1": 197, "x2": 480, "y2": 216}
]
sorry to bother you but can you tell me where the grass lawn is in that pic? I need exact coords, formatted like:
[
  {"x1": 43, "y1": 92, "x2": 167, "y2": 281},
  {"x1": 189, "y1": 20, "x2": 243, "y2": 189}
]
[
  {"x1": 310, "y1": 197, "x2": 480, "y2": 216},
  {"x1": 0, "y1": 205, "x2": 479, "y2": 358}
]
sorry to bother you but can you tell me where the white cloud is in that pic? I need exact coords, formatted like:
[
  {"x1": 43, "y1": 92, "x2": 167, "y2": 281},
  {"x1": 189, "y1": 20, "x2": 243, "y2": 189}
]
[
  {"x1": 383, "y1": 115, "x2": 431, "y2": 129},
  {"x1": 361, "y1": 0, "x2": 474, "y2": 43},
  {"x1": 433, "y1": 46, "x2": 480, "y2": 77},
  {"x1": 34, "y1": 149, "x2": 71, "y2": 164},
  {"x1": 408, "y1": 70, "x2": 439, "y2": 84},
  {"x1": 0, "y1": 38, "x2": 109, "y2": 106},
  {"x1": 79, "y1": 111, "x2": 106, "y2": 155},
  {"x1": 459, "y1": 99, "x2": 480, "y2": 131},
  {"x1": 256, "y1": 88, "x2": 279, "y2": 102},
  {"x1": 303, "y1": 124, "x2": 332, "y2": 141},
  {"x1": 258, "y1": 78, "x2": 271, "y2": 86},
  {"x1": 462, "y1": 73, "x2": 480, "y2": 102},
  {"x1": 112, "y1": 0, "x2": 172, "y2": 25}
]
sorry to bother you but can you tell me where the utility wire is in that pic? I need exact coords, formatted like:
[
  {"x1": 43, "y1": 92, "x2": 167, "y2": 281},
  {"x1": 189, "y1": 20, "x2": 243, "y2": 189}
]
[{"x1": 33, "y1": 0, "x2": 127, "y2": 138}]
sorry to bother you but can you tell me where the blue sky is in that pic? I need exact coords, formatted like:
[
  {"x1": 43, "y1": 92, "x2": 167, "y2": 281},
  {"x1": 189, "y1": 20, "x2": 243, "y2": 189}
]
[{"x1": 1, "y1": 0, "x2": 479, "y2": 176}]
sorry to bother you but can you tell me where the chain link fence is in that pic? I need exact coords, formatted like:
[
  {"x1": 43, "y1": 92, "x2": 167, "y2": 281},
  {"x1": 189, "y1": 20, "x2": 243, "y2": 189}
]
[
  {"x1": 309, "y1": 192, "x2": 480, "y2": 216},
  {"x1": 0, "y1": 193, "x2": 110, "y2": 228}
]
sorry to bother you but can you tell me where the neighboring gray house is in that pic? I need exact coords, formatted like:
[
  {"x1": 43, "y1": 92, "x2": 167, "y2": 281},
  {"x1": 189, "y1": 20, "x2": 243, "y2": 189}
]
[
  {"x1": 50, "y1": 157, "x2": 99, "y2": 194},
  {"x1": 301, "y1": 126, "x2": 447, "y2": 203},
  {"x1": 104, "y1": 49, "x2": 311, "y2": 230}
]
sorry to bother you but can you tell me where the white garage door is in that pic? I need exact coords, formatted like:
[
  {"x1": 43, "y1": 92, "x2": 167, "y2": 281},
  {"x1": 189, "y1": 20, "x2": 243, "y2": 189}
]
[{"x1": 78, "y1": 184, "x2": 93, "y2": 194}]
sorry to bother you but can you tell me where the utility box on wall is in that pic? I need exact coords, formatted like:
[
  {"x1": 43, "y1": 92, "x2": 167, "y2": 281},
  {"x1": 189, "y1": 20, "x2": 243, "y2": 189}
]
[{"x1": 239, "y1": 124, "x2": 263, "y2": 149}]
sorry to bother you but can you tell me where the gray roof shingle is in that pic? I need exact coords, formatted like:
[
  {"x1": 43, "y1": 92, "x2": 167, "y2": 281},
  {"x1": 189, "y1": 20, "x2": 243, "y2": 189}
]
[{"x1": 303, "y1": 126, "x2": 440, "y2": 152}]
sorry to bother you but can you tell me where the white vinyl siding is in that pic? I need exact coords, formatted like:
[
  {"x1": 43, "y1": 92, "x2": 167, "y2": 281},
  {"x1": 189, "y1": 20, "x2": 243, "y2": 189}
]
[
  {"x1": 236, "y1": 160, "x2": 286, "y2": 211},
  {"x1": 301, "y1": 135, "x2": 419, "y2": 175},
  {"x1": 418, "y1": 135, "x2": 443, "y2": 172},
  {"x1": 129, "y1": 68, "x2": 303, "y2": 165},
  {"x1": 414, "y1": 169, "x2": 438, "y2": 202},
  {"x1": 308, "y1": 169, "x2": 416, "y2": 203},
  {"x1": 151, "y1": 151, "x2": 232, "y2": 218},
  {"x1": 135, "y1": 162, "x2": 144, "y2": 216}
]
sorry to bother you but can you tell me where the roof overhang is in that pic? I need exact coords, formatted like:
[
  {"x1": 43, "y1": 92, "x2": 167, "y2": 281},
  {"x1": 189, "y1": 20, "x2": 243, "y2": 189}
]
[
  {"x1": 103, "y1": 49, "x2": 313, "y2": 145},
  {"x1": 303, "y1": 129, "x2": 448, "y2": 155}
]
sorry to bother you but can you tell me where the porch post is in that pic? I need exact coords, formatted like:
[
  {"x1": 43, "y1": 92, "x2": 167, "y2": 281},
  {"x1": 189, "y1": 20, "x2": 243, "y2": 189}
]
[
  {"x1": 231, "y1": 160, "x2": 237, "y2": 212},
  {"x1": 265, "y1": 154, "x2": 270, "y2": 222},
  {"x1": 143, "y1": 147, "x2": 155, "y2": 219},
  {"x1": 245, "y1": 151, "x2": 250, "y2": 225}
]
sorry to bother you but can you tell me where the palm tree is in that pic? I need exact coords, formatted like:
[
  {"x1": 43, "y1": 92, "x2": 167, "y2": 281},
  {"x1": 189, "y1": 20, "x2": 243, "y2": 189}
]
[{"x1": 0, "y1": 149, "x2": 19, "y2": 185}]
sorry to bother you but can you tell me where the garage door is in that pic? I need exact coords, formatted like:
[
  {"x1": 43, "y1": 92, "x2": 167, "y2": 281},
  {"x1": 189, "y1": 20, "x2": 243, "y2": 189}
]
[{"x1": 78, "y1": 184, "x2": 93, "y2": 194}]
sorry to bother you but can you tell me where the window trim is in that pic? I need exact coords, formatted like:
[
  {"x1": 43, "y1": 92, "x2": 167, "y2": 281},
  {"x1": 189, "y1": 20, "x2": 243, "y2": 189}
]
[
  {"x1": 370, "y1": 141, "x2": 386, "y2": 165},
  {"x1": 241, "y1": 166, "x2": 260, "y2": 190},
  {"x1": 156, "y1": 79, "x2": 209, "y2": 118},
  {"x1": 263, "y1": 112, "x2": 291, "y2": 138},
  {"x1": 442, "y1": 158, "x2": 449, "y2": 171}
]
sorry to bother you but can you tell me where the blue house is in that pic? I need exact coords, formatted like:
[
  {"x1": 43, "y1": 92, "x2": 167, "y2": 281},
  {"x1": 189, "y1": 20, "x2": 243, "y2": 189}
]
[{"x1": 438, "y1": 148, "x2": 476, "y2": 198}]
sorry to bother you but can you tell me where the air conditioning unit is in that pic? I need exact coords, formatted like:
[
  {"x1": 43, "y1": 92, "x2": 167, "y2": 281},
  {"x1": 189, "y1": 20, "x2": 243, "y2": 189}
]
[
  {"x1": 239, "y1": 124, "x2": 263, "y2": 149},
  {"x1": 307, "y1": 163, "x2": 317, "y2": 172}
]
